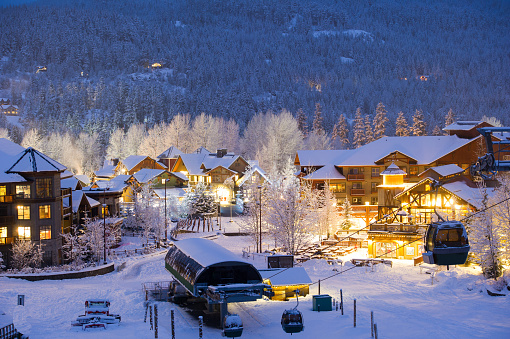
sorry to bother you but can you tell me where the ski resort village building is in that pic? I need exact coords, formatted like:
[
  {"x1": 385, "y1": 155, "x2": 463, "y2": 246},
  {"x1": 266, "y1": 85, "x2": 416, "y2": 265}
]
[
  {"x1": 0, "y1": 139, "x2": 68, "y2": 267},
  {"x1": 295, "y1": 125, "x2": 504, "y2": 260}
]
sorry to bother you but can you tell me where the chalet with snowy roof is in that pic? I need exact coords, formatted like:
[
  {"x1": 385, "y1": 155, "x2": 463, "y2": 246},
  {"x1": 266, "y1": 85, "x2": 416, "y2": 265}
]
[
  {"x1": 0, "y1": 139, "x2": 68, "y2": 268},
  {"x1": 173, "y1": 149, "x2": 250, "y2": 206},
  {"x1": 0, "y1": 98, "x2": 9, "y2": 105},
  {"x1": 443, "y1": 121, "x2": 493, "y2": 139},
  {"x1": 71, "y1": 190, "x2": 101, "y2": 226},
  {"x1": 115, "y1": 155, "x2": 165, "y2": 176},
  {"x1": 157, "y1": 146, "x2": 184, "y2": 170},
  {"x1": 0, "y1": 104, "x2": 18, "y2": 116},
  {"x1": 93, "y1": 164, "x2": 116, "y2": 181},
  {"x1": 82, "y1": 175, "x2": 133, "y2": 216}
]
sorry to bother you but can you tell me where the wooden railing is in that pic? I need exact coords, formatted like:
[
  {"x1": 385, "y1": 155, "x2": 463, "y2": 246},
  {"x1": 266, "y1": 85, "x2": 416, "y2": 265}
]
[
  {"x1": 350, "y1": 188, "x2": 365, "y2": 196},
  {"x1": 369, "y1": 224, "x2": 425, "y2": 233},
  {"x1": 0, "y1": 237, "x2": 15, "y2": 245},
  {"x1": 347, "y1": 174, "x2": 364, "y2": 180},
  {"x1": 0, "y1": 323, "x2": 19, "y2": 339}
]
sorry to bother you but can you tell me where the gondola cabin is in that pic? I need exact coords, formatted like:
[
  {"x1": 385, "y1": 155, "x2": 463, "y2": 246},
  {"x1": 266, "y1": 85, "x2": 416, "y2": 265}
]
[
  {"x1": 165, "y1": 238, "x2": 269, "y2": 304},
  {"x1": 281, "y1": 309, "x2": 304, "y2": 334},
  {"x1": 422, "y1": 221, "x2": 470, "y2": 266},
  {"x1": 223, "y1": 314, "x2": 243, "y2": 338}
]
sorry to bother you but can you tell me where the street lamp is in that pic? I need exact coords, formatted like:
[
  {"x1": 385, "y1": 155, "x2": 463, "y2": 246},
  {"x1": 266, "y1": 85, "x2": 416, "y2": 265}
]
[
  {"x1": 164, "y1": 177, "x2": 168, "y2": 241},
  {"x1": 103, "y1": 187, "x2": 107, "y2": 265},
  {"x1": 229, "y1": 177, "x2": 235, "y2": 223},
  {"x1": 258, "y1": 185, "x2": 262, "y2": 253}
]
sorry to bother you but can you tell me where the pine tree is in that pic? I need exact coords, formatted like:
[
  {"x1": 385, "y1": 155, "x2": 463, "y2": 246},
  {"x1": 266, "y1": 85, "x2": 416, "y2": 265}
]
[
  {"x1": 373, "y1": 102, "x2": 389, "y2": 140},
  {"x1": 332, "y1": 114, "x2": 349, "y2": 149},
  {"x1": 411, "y1": 109, "x2": 427, "y2": 136},
  {"x1": 339, "y1": 199, "x2": 355, "y2": 230},
  {"x1": 444, "y1": 108, "x2": 455, "y2": 128},
  {"x1": 395, "y1": 111, "x2": 410, "y2": 136},
  {"x1": 312, "y1": 103, "x2": 324, "y2": 133},
  {"x1": 352, "y1": 107, "x2": 365, "y2": 149},
  {"x1": 296, "y1": 108, "x2": 308, "y2": 137},
  {"x1": 364, "y1": 115, "x2": 374, "y2": 144},
  {"x1": 432, "y1": 125, "x2": 442, "y2": 136}
]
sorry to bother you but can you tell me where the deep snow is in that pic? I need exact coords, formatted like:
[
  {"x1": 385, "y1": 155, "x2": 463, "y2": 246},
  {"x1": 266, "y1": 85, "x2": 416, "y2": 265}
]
[{"x1": 1, "y1": 218, "x2": 509, "y2": 338}]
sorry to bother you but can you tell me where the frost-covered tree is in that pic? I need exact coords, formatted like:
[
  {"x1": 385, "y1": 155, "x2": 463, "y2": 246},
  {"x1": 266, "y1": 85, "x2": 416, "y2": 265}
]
[
  {"x1": 264, "y1": 171, "x2": 316, "y2": 254},
  {"x1": 395, "y1": 111, "x2": 410, "y2": 137},
  {"x1": 21, "y1": 128, "x2": 45, "y2": 150},
  {"x1": 317, "y1": 183, "x2": 339, "y2": 239},
  {"x1": 124, "y1": 123, "x2": 146, "y2": 156},
  {"x1": 468, "y1": 184, "x2": 503, "y2": 279},
  {"x1": 167, "y1": 114, "x2": 192, "y2": 152},
  {"x1": 481, "y1": 115, "x2": 503, "y2": 127},
  {"x1": 411, "y1": 109, "x2": 427, "y2": 136},
  {"x1": 305, "y1": 130, "x2": 332, "y2": 150},
  {"x1": 339, "y1": 199, "x2": 355, "y2": 230},
  {"x1": 373, "y1": 102, "x2": 389, "y2": 140},
  {"x1": 11, "y1": 240, "x2": 43, "y2": 270},
  {"x1": 61, "y1": 225, "x2": 87, "y2": 266},
  {"x1": 0, "y1": 128, "x2": 10, "y2": 140},
  {"x1": 106, "y1": 128, "x2": 126, "y2": 160},
  {"x1": 81, "y1": 219, "x2": 110, "y2": 264},
  {"x1": 239, "y1": 166, "x2": 264, "y2": 251},
  {"x1": 364, "y1": 115, "x2": 374, "y2": 145},
  {"x1": 138, "y1": 123, "x2": 167, "y2": 158},
  {"x1": 432, "y1": 125, "x2": 442, "y2": 136},
  {"x1": 332, "y1": 114, "x2": 349, "y2": 149},
  {"x1": 0, "y1": 251, "x2": 5, "y2": 270},
  {"x1": 182, "y1": 182, "x2": 217, "y2": 216},
  {"x1": 352, "y1": 107, "x2": 365, "y2": 149},
  {"x1": 444, "y1": 108, "x2": 455, "y2": 128}
]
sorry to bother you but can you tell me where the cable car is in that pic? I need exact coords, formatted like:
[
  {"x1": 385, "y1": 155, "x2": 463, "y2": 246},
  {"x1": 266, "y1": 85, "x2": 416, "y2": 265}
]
[
  {"x1": 223, "y1": 314, "x2": 243, "y2": 338},
  {"x1": 281, "y1": 290, "x2": 304, "y2": 335},
  {"x1": 422, "y1": 221, "x2": 470, "y2": 266}
]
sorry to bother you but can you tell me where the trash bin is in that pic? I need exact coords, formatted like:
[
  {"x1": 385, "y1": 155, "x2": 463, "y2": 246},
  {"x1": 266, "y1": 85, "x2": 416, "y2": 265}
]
[{"x1": 312, "y1": 294, "x2": 332, "y2": 311}]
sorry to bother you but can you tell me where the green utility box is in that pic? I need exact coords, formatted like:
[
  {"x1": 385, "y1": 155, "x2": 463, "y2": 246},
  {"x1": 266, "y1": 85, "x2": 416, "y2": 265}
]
[{"x1": 312, "y1": 294, "x2": 332, "y2": 311}]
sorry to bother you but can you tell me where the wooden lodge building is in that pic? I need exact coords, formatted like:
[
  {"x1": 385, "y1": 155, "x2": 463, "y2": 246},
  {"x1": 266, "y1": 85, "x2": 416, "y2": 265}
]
[{"x1": 294, "y1": 121, "x2": 505, "y2": 260}]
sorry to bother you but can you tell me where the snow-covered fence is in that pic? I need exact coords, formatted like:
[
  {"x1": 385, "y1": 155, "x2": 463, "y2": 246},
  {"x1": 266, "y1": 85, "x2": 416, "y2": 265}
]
[
  {"x1": 0, "y1": 323, "x2": 19, "y2": 339},
  {"x1": 108, "y1": 246, "x2": 157, "y2": 259}
]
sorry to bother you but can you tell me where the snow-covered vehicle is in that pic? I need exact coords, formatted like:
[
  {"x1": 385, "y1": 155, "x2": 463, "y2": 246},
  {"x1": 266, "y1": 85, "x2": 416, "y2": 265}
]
[{"x1": 71, "y1": 300, "x2": 121, "y2": 330}]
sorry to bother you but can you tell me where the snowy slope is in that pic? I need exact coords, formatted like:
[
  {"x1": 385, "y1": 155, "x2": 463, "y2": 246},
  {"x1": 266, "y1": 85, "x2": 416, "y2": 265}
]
[{"x1": 1, "y1": 220, "x2": 509, "y2": 338}]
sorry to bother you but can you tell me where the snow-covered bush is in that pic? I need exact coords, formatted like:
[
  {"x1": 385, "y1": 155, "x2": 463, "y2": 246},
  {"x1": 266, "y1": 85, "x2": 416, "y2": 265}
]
[{"x1": 10, "y1": 240, "x2": 43, "y2": 270}]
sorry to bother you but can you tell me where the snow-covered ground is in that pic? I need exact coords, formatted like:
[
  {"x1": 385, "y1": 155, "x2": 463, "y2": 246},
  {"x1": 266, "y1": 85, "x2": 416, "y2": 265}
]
[{"x1": 1, "y1": 217, "x2": 509, "y2": 338}]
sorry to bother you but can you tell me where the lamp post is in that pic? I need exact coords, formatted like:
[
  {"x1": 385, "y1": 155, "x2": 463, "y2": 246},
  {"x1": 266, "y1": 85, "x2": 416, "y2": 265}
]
[
  {"x1": 258, "y1": 185, "x2": 262, "y2": 253},
  {"x1": 164, "y1": 177, "x2": 168, "y2": 241},
  {"x1": 103, "y1": 188, "x2": 107, "y2": 265},
  {"x1": 229, "y1": 177, "x2": 235, "y2": 223}
]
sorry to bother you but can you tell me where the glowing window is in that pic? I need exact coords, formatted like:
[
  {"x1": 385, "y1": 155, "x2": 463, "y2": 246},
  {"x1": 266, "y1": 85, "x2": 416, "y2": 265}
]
[
  {"x1": 17, "y1": 205, "x2": 30, "y2": 219},
  {"x1": 39, "y1": 205, "x2": 51, "y2": 219},
  {"x1": 40, "y1": 225, "x2": 51, "y2": 240},
  {"x1": 18, "y1": 226, "x2": 31, "y2": 240}
]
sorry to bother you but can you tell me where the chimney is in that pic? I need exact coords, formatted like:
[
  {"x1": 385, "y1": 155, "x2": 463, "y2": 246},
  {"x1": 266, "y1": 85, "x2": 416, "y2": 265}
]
[{"x1": 217, "y1": 149, "x2": 227, "y2": 158}]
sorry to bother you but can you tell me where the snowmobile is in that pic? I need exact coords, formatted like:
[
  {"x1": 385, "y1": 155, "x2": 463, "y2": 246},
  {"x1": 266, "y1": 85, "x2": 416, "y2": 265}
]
[{"x1": 71, "y1": 300, "x2": 121, "y2": 330}]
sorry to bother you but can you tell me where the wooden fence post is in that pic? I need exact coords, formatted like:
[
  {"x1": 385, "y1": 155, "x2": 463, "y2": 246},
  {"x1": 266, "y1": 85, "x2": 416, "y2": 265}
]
[{"x1": 353, "y1": 299, "x2": 356, "y2": 328}]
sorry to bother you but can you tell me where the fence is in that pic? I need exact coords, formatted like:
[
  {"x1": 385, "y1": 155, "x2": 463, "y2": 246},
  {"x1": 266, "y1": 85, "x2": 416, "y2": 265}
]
[{"x1": 0, "y1": 324, "x2": 19, "y2": 339}]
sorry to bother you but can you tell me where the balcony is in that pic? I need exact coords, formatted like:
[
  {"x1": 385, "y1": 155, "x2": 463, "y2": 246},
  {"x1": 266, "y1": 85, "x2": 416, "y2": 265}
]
[
  {"x1": 61, "y1": 188, "x2": 72, "y2": 197},
  {"x1": 347, "y1": 174, "x2": 364, "y2": 181},
  {"x1": 350, "y1": 189, "x2": 365, "y2": 196},
  {"x1": 369, "y1": 223, "x2": 423, "y2": 233},
  {"x1": 0, "y1": 237, "x2": 15, "y2": 245}
]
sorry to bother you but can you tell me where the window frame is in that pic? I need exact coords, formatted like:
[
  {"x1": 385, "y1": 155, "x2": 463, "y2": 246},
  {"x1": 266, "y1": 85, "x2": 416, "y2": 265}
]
[
  {"x1": 39, "y1": 205, "x2": 51, "y2": 219},
  {"x1": 40, "y1": 225, "x2": 51, "y2": 240},
  {"x1": 36, "y1": 178, "x2": 53, "y2": 198},
  {"x1": 17, "y1": 205, "x2": 30, "y2": 220}
]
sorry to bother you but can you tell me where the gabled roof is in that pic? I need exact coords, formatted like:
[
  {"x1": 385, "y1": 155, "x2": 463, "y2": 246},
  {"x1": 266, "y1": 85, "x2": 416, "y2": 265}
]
[
  {"x1": 83, "y1": 179, "x2": 128, "y2": 194},
  {"x1": 153, "y1": 187, "x2": 187, "y2": 199},
  {"x1": 204, "y1": 165, "x2": 235, "y2": 175},
  {"x1": 259, "y1": 267, "x2": 312, "y2": 286},
  {"x1": 295, "y1": 150, "x2": 353, "y2": 167},
  {"x1": 0, "y1": 138, "x2": 25, "y2": 156},
  {"x1": 157, "y1": 146, "x2": 183, "y2": 159},
  {"x1": 133, "y1": 169, "x2": 166, "y2": 184},
  {"x1": 60, "y1": 170, "x2": 74, "y2": 179},
  {"x1": 6, "y1": 147, "x2": 66, "y2": 173},
  {"x1": 193, "y1": 146, "x2": 211, "y2": 154},
  {"x1": 75, "y1": 174, "x2": 91, "y2": 187},
  {"x1": 171, "y1": 171, "x2": 189, "y2": 181},
  {"x1": 443, "y1": 121, "x2": 483, "y2": 131},
  {"x1": 419, "y1": 164, "x2": 465, "y2": 178},
  {"x1": 122, "y1": 155, "x2": 150, "y2": 171},
  {"x1": 302, "y1": 164, "x2": 345, "y2": 180},
  {"x1": 94, "y1": 165, "x2": 116, "y2": 178},
  {"x1": 381, "y1": 163, "x2": 406, "y2": 175},
  {"x1": 237, "y1": 165, "x2": 271, "y2": 187},
  {"x1": 61, "y1": 177, "x2": 81, "y2": 190},
  {"x1": 202, "y1": 154, "x2": 240, "y2": 171},
  {"x1": 178, "y1": 154, "x2": 207, "y2": 175},
  {"x1": 71, "y1": 190, "x2": 100, "y2": 213}
]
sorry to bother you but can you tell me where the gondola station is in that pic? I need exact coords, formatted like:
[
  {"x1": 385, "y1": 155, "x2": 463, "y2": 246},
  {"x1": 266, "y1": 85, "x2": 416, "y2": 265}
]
[{"x1": 164, "y1": 238, "x2": 272, "y2": 336}]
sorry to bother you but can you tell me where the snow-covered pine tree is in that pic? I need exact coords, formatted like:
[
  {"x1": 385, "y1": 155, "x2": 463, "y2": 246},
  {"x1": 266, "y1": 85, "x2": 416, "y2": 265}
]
[
  {"x1": 61, "y1": 225, "x2": 86, "y2": 267},
  {"x1": 373, "y1": 102, "x2": 389, "y2": 140},
  {"x1": 339, "y1": 199, "x2": 355, "y2": 230},
  {"x1": 296, "y1": 108, "x2": 308, "y2": 137},
  {"x1": 395, "y1": 111, "x2": 410, "y2": 136},
  {"x1": 432, "y1": 125, "x2": 442, "y2": 136},
  {"x1": 364, "y1": 115, "x2": 374, "y2": 145},
  {"x1": 332, "y1": 114, "x2": 349, "y2": 149},
  {"x1": 444, "y1": 108, "x2": 455, "y2": 128},
  {"x1": 318, "y1": 183, "x2": 339, "y2": 239},
  {"x1": 352, "y1": 107, "x2": 365, "y2": 149},
  {"x1": 312, "y1": 103, "x2": 324, "y2": 133},
  {"x1": 468, "y1": 184, "x2": 503, "y2": 279},
  {"x1": 0, "y1": 251, "x2": 5, "y2": 270},
  {"x1": 411, "y1": 109, "x2": 427, "y2": 136}
]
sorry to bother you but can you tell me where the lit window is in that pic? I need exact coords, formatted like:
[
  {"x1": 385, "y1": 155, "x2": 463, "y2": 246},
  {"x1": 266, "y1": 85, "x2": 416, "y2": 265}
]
[
  {"x1": 16, "y1": 185, "x2": 31, "y2": 198},
  {"x1": 0, "y1": 227, "x2": 6, "y2": 244},
  {"x1": 17, "y1": 205, "x2": 30, "y2": 220},
  {"x1": 36, "y1": 178, "x2": 52, "y2": 198},
  {"x1": 0, "y1": 186, "x2": 5, "y2": 196},
  {"x1": 352, "y1": 197, "x2": 362, "y2": 205},
  {"x1": 40, "y1": 225, "x2": 51, "y2": 240},
  {"x1": 39, "y1": 205, "x2": 51, "y2": 219},
  {"x1": 371, "y1": 197, "x2": 378, "y2": 205},
  {"x1": 18, "y1": 226, "x2": 31, "y2": 240},
  {"x1": 409, "y1": 166, "x2": 419, "y2": 176}
]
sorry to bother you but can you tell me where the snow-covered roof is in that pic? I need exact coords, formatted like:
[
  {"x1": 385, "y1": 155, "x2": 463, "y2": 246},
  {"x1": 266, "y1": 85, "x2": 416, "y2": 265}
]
[
  {"x1": 295, "y1": 150, "x2": 353, "y2": 167},
  {"x1": 192, "y1": 146, "x2": 211, "y2": 154},
  {"x1": 179, "y1": 154, "x2": 207, "y2": 175},
  {"x1": 60, "y1": 170, "x2": 74, "y2": 179},
  {"x1": 380, "y1": 163, "x2": 406, "y2": 175},
  {"x1": 442, "y1": 180, "x2": 495, "y2": 210},
  {"x1": 443, "y1": 121, "x2": 483, "y2": 131},
  {"x1": 133, "y1": 168, "x2": 166, "y2": 184},
  {"x1": 171, "y1": 171, "x2": 189, "y2": 181},
  {"x1": 61, "y1": 177, "x2": 80, "y2": 190},
  {"x1": 0, "y1": 310, "x2": 13, "y2": 329},
  {"x1": 420, "y1": 164, "x2": 465, "y2": 178},
  {"x1": 153, "y1": 187, "x2": 186, "y2": 199},
  {"x1": 122, "y1": 155, "x2": 149, "y2": 171},
  {"x1": 84, "y1": 179, "x2": 128, "y2": 194},
  {"x1": 303, "y1": 164, "x2": 345, "y2": 180},
  {"x1": 202, "y1": 154, "x2": 239, "y2": 171},
  {"x1": 72, "y1": 190, "x2": 102, "y2": 213},
  {"x1": 75, "y1": 174, "x2": 91, "y2": 186},
  {"x1": 0, "y1": 138, "x2": 25, "y2": 156},
  {"x1": 157, "y1": 146, "x2": 183, "y2": 159},
  {"x1": 237, "y1": 165, "x2": 271, "y2": 187},
  {"x1": 259, "y1": 267, "x2": 312, "y2": 286},
  {"x1": 94, "y1": 165, "x2": 116, "y2": 178},
  {"x1": 6, "y1": 147, "x2": 66, "y2": 173},
  {"x1": 172, "y1": 238, "x2": 250, "y2": 268}
]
